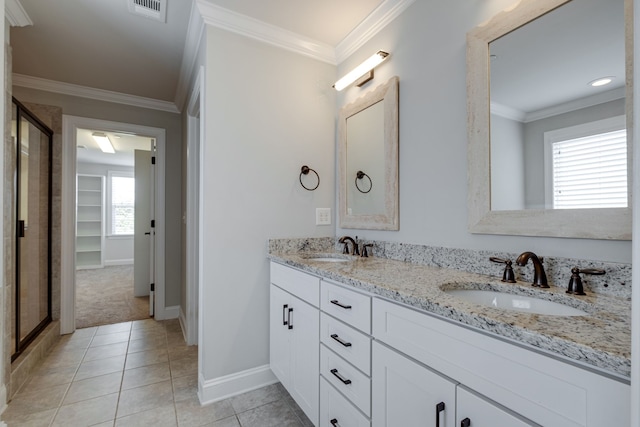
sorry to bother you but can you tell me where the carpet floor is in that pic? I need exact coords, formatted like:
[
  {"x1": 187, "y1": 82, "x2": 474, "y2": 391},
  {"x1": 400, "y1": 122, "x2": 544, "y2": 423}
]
[{"x1": 75, "y1": 265, "x2": 150, "y2": 329}]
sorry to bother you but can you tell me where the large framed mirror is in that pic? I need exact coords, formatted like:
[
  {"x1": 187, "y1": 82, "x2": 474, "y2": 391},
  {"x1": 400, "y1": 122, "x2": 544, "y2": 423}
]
[
  {"x1": 339, "y1": 76, "x2": 399, "y2": 230},
  {"x1": 467, "y1": 0, "x2": 632, "y2": 239}
]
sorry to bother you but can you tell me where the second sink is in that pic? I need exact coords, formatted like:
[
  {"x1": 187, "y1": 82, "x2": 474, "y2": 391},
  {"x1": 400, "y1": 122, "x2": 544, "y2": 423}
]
[{"x1": 444, "y1": 289, "x2": 587, "y2": 316}]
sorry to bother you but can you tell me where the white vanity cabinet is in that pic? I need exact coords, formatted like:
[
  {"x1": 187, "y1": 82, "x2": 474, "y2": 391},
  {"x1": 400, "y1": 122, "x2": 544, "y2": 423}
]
[
  {"x1": 269, "y1": 263, "x2": 320, "y2": 425},
  {"x1": 456, "y1": 387, "x2": 534, "y2": 427}
]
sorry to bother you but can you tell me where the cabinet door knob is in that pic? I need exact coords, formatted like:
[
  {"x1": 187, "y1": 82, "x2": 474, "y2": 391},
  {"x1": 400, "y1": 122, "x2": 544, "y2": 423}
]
[
  {"x1": 330, "y1": 300, "x2": 352, "y2": 310},
  {"x1": 436, "y1": 402, "x2": 445, "y2": 427},
  {"x1": 461, "y1": 417, "x2": 471, "y2": 427},
  {"x1": 330, "y1": 333, "x2": 352, "y2": 347},
  {"x1": 282, "y1": 304, "x2": 288, "y2": 326},
  {"x1": 330, "y1": 368, "x2": 352, "y2": 385},
  {"x1": 330, "y1": 418, "x2": 339, "y2": 426}
]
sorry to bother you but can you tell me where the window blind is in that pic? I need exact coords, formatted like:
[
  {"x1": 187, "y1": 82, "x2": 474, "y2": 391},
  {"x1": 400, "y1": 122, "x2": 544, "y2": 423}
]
[{"x1": 552, "y1": 129, "x2": 627, "y2": 209}]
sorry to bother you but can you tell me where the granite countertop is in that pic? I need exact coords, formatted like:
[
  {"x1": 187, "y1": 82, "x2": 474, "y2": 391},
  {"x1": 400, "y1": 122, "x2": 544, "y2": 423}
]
[{"x1": 268, "y1": 252, "x2": 631, "y2": 379}]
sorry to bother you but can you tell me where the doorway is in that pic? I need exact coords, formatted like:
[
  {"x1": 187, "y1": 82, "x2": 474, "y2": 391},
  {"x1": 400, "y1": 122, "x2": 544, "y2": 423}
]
[
  {"x1": 60, "y1": 116, "x2": 167, "y2": 334},
  {"x1": 74, "y1": 129, "x2": 155, "y2": 328},
  {"x1": 11, "y1": 98, "x2": 53, "y2": 360}
]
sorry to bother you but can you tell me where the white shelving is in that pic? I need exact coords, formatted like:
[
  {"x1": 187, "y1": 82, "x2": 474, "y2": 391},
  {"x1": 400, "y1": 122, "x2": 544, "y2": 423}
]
[{"x1": 76, "y1": 174, "x2": 104, "y2": 269}]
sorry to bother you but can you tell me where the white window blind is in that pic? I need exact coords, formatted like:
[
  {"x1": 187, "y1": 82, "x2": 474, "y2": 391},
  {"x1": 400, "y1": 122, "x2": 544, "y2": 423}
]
[
  {"x1": 551, "y1": 128, "x2": 627, "y2": 209},
  {"x1": 110, "y1": 176, "x2": 135, "y2": 235}
]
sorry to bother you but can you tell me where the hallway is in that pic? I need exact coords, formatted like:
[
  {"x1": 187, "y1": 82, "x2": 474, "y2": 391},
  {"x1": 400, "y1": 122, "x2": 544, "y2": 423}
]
[{"x1": 1, "y1": 319, "x2": 310, "y2": 426}]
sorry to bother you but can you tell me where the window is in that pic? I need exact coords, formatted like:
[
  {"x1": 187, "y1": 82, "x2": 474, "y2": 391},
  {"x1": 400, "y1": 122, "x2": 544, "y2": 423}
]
[
  {"x1": 544, "y1": 116, "x2": 627, "y2": 209},
  {"x1": 109, "y1": 173, "x2": 135, "y2": 235}
]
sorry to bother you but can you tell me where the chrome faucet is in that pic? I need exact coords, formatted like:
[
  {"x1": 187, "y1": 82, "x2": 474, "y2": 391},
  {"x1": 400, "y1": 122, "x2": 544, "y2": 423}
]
[
  {"x1": 515, "y1": 252, "x2": 549, "y2": 288},
  {"x1": 338, "y1": 236, "x2": 359, "y2": 256}
]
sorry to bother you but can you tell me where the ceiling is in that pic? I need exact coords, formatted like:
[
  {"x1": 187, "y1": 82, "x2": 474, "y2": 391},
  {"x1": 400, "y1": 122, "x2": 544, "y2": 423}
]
[
  {"x1": 10, "y1": 0, "x2": 384, "y2": 106},
  {"x1": 76, "y1": 129, "x2": 152, "y2": 167}
]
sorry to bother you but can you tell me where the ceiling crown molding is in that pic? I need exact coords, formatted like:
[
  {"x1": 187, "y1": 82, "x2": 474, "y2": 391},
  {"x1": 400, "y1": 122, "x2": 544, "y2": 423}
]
[
  {"x1": 195, "y1": 0, "x2": 336, "y2": 65},
  {"x1": 6, "y1": 0, "x2": 32, "y2": 27},
  {"x1": 13, "y1": 74, "x2": 180, "y2": 114},
  {"x1": 174, "y1": 0, "x2": 206, "y2": 111},
  {"x1": 335, "y1": 0, "x2": 416, "y2": 63}
]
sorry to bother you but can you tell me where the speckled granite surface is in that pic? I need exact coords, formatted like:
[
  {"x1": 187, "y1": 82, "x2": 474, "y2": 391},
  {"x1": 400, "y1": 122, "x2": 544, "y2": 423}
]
[{"x1": 268, "y1": 245, "x2": 631, "y2": 379}]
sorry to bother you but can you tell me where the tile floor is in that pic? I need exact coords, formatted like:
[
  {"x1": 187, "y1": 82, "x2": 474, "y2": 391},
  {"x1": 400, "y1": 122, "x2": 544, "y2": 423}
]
[{"x1": 1, "y1": 319, "x2": 312, "y2": 427}]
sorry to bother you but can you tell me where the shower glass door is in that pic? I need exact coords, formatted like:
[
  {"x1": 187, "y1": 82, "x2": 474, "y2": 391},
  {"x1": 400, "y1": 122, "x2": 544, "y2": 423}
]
[{"x1": 12, "y1": 98, "x2": 52, "y2": 361}]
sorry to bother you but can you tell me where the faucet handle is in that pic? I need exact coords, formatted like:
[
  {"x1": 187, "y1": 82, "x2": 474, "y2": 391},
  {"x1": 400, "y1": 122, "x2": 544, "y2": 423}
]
[
  {"x1": 489, "y1": 257, "x2": 516, "y2": 283},
  {"x1": 567, "y1": 267, "x2": 606, "y2": 295},
  {"x1": 361, "y1": 244, "x2": 374, "y2": 258}
]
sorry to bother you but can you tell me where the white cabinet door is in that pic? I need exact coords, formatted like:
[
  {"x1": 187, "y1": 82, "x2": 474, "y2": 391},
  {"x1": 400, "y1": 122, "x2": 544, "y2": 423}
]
[
  {"x1": 270, "y1": 285, "x2": 292, "y2": 386},
  {"x1": 320, "y1": 377, "x2": 370, "y2": 427},
  {"x1": 289, "y1": 292, "x2": 320, "y2": 424},
  {"x1": 456, "y1": 387, "x2": 535, "y2": 427},
  {"x1": 372, "y1": 342, "x2": 456, "y2": 427},
  {"x1": 269, "y1": 284, "x2": 319, "y2": 426}
]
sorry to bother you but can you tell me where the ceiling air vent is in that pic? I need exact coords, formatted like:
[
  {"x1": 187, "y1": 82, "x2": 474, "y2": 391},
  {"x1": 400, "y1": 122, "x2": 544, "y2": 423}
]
[{"x1": 128, "y1": 0, "x2": 167, "y2": 23}]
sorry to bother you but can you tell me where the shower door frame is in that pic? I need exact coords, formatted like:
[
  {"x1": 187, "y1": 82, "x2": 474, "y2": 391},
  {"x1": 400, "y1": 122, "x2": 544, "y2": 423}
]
[{"x1": 12, "y1": 97, "x2": 53, "y2": 362}]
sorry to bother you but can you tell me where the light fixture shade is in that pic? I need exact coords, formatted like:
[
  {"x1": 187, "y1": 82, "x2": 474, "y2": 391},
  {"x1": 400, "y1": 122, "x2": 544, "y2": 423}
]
[
  {"x1": 334, "y1": 51, "x2": 389, "y2": 91},
  {"x1": 92, "y1": 132, "x2": 115, "y2": 153}
]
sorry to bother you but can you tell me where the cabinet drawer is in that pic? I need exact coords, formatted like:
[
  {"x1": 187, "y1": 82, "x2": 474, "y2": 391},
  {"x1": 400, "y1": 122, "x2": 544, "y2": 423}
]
[
  {"x1": 321, "y1": 281, "x2": 371, "y2": 333},
  {"x1": 321, "y1": 313, "x2": 371, "y2": 374},
  {"x1": 320, "y1": 377, "x2": 370, "y2": 427},
  {"x1": 270, "y1": 261, "x2": 320, "y2": 307},
  {"x1": 320, "y1": 345, "x2": 371, "y2": 416}
]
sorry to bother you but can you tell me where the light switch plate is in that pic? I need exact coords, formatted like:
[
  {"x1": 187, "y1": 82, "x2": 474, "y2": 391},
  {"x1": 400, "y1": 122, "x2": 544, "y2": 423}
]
[{"x1": 316, "y1": 208, "x2": 331, "y2": 225}]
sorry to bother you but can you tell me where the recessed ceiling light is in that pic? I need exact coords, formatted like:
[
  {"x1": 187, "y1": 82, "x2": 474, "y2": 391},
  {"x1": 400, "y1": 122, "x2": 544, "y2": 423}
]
[{"x1": 589, "y1": 77, "x2": 615, "y2": 87}]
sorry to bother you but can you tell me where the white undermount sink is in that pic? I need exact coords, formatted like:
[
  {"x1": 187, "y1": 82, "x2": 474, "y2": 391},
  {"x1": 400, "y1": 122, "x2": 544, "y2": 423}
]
[
  {"x1": 444, "y1": 289, "x2": 587, "y2": 316},
  {"x1": 302, "y1": 254, "x2": 353, "y2": 263}
]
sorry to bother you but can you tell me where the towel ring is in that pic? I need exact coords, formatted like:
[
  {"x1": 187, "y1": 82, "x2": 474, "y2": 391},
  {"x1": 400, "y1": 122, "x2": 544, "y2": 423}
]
[
  {"x1": 355, "y1": 171, "x2": 372, "y2": 193},
  {"x1": 299, "y1": 165, "x2": 320, "y2": 191}
]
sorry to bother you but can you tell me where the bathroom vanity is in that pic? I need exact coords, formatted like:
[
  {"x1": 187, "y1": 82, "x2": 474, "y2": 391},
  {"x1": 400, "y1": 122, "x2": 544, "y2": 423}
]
[{"x1": 268, "y1": 252, "x2": 630, "y2": 427}]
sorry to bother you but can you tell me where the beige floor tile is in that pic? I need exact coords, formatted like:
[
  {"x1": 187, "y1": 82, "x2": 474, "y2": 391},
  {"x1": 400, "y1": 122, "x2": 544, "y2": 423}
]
[
  {"x1": 54, "y1": 336, "x2": 93, "y2": 351},
  {"x1": 0, "y1": 407, "x2": 57, "y2": 427},
  {"x1": 51, "y1": 392, "x2": 119, "y2": 427},
  {"x1": 75, "y1": 355, "x2": 126, "y2": 381},
  {"x1": 25, "y1": 364, "x2": 78, "y2": 389},
  {"x1": 229, "y1": 383, "x2": 285, "y2": 414},
  {"x1": 125, "y1": 347, "x2": 168, "y2": 370},
  {"x1": 115, "y1": 404, "x2": 177, "y2": 427},
  {"x1": 128, "y1": 335, "x2": 167, "y2": 353},
  {"x1": 90, "y1": 331, "x2": 131, "y2": 347},
  {"x1": 175, "y1": 396, "x2": 235, "y2": 427},
  {"x1": 168, "y1": 345, "x2": 197, "y2": 361},
  {"x1": 132, "y1": 319, "x2": 166, "y2": 331},
  {"x1": 63, "y1": 371, "x2": 123, "y2": 405},
  {"x1": 117, "y1": 379, "x2": 174, "y2": 418},
  {"x1": 3, "y1": 383, "x2": 69, "y2": 417},
  {"x1": 96, "y1": 322, "x2": 133, "y2": 336},
  {"x1": 130, "y1": 327, "x2": 166, "y2": 341},
  {"x1": 40, "y1": 347, "x2": 86, "y2": 370},
  {"x1": 167, "y1": 332, "x2": 187, "y2": 346},
  {"x1": 202, "y1": 416, "x2": 241, "y2": 427},
  {"x1": 170, "y1": 355, "x2": 197, "y2": 378},
  {"x1": 93, "y1": 422, "x2": 116, "y2": 427},
  {"x1": 84, "y1": 341, "x2": 129, "y2": 362},
  {"x1": 236, "y1": 399, "x2": 304, "y2": 427},
  {"x1": 69, "y1": 327, "x2": 98, "y2": 339},
  {"x1": 172, "y1": 374, "x2": 198, "y2": 403},
  {"x1": 122, "y1": 362, "x2": 171, "y2": 390}
]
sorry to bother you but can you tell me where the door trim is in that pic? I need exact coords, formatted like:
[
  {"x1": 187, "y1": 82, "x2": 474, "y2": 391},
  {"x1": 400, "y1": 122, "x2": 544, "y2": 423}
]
[{"x1": 61, "y1": 115, "x2": 167, "y2": 334}]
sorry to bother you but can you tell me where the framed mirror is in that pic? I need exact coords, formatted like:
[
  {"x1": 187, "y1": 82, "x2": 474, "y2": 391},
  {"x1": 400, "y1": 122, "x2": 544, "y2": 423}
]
[
  {"x1": 467, "y1": 0, "x2": 632, "y2": 239},
  {"x1": 339, "y1": 76, "x2": 399, "y2": 230}
]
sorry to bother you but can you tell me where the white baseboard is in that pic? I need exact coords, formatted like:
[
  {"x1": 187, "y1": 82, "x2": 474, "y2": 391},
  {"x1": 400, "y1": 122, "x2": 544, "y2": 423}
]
[
  {"x1": 198, "y1": 365, "x2": 278, "y2": 405},
  {"x1": 104, "y1": 259, "x2": 134, "y2": 266},
  {"x1": 156, "y1": 304, "x2": 180, "y2": 320}
]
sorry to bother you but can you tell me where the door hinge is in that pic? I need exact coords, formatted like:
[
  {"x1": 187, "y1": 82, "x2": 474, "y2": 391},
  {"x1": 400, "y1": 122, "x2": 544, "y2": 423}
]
[
  {"x1": 151, "y1": 156, "x2": 156, "y2": 165},
  {"x1": 151, "y1": 219, "x2": 155, "y2": 228},
  {"x1": 150, "y1": 283, "x2": 155, "y2": 292}
]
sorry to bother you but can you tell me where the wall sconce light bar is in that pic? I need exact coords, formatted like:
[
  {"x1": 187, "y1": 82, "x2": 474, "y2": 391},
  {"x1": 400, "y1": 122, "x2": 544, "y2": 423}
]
[
  {"x1": 333, "y1": 51, "x2": 389, "y2": 91},
  {"x1": 92, "y1": 132, "x2": 115, "y2": 153}
]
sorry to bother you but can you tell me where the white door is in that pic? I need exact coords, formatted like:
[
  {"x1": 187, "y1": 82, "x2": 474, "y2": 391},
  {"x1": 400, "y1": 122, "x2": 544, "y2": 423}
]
[
  {"x1": 133, "y1": 149, "x2": 151, "y2": 302},
  {"x1": 372, "y1": 341, "x2": 456, "y2": 427}
]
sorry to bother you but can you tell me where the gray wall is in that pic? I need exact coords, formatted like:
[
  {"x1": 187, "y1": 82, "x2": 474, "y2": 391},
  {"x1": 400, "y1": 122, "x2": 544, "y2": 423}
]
[
  {"x1": 335, "y1": 0, "x2": 631, "y2": 263},
  {"x1": 198, "y1": 27, "x2": 336, "y2": 380},
  {"x1": 490, "y1": 114, "x2": 525, "y2": 210},
  {"x1": 12, "y1": 86, "x2": 183, "y2": 307}
]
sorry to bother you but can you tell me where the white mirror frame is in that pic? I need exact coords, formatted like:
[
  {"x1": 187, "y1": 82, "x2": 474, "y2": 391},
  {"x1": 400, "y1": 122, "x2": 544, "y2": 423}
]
[
  {"x1": 467, "y1": 0, "x2": 633, "y2": 240},
  {"x1": 339, "y1": 76, "x2": 399, "y2": 230}
]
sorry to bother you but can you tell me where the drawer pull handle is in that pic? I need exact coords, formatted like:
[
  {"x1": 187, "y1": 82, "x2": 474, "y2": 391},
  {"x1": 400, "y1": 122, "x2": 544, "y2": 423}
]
[
  {"x1": 436, "y1": 402, "x2": 445, "y2": 427},
  {"x1": 330, "y1": 300, "x2": 352, "y2": 310},
  {"x1": 330, "y1": 334, "x2": 352, "y2": 347},
  {"x1": 330, "y1": 368, "x2": 352, "y2": 385},
  {"x1": 282, "y1": 304, "x2": 288, "y2": 326},
  {"x1": 461, "y1": 418, "x2": 471, "y2": 427},
  {"x1": 330, "y1": 419, "x2": 339, "y2": 427},
  {"x1": 287, "y1": 308, "x2": 293, "y2": 330}
]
